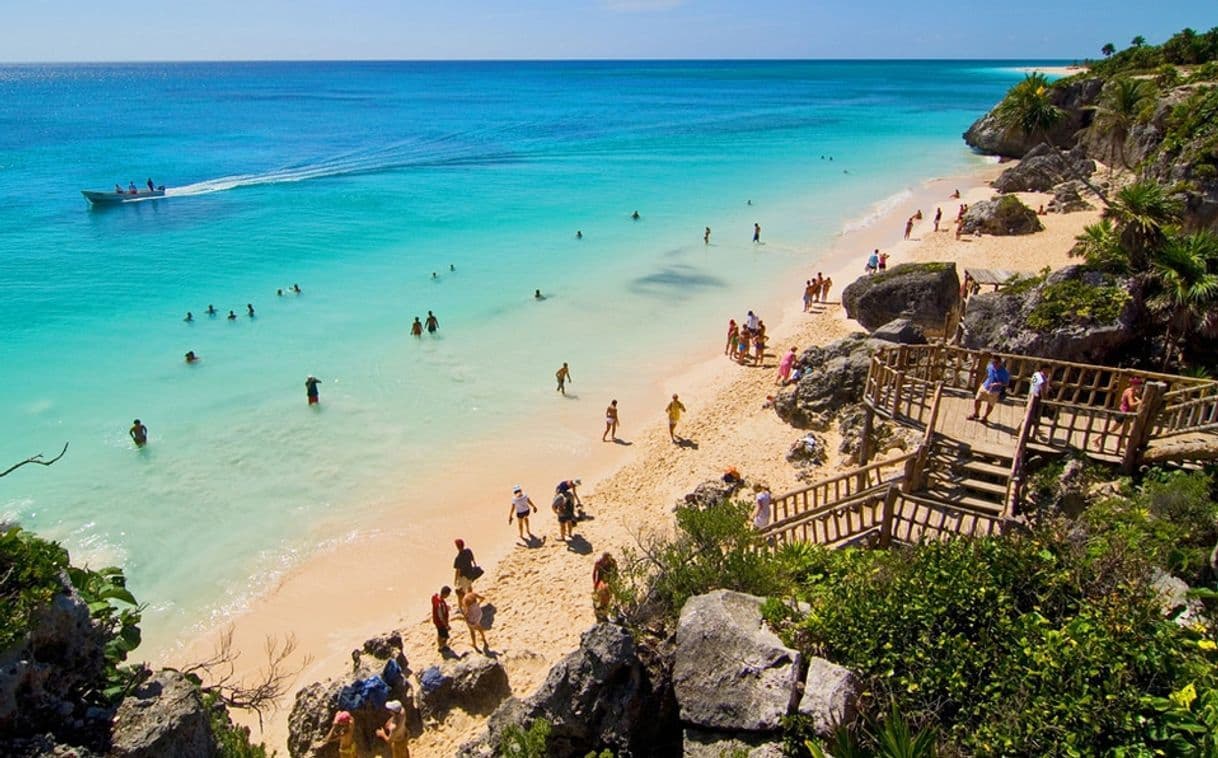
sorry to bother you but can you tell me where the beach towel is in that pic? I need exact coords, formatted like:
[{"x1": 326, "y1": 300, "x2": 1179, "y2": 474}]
[
  {"x1": 337, "y1": 674, "x2": 390, "y2": 712},
  {"x1": 382, "y1": 658, "x2": 404, "y2": 690}
]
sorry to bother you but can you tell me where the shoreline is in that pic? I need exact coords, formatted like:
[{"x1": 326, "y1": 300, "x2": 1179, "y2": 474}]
[{"x1": 161, "y1": 150, "x2": 1102, "y2": 754}]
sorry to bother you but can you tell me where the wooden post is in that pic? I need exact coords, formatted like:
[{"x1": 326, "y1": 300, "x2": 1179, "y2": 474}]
[
  {"x1": 891, "y1": 371, "x2": 905, "y2": 417},
  {"x1": 879, "y1": 484, "x2": 899, "y2": 548},
  {"x1": 1003, "y1": 394, "x2": 1040, "y2": 519},
  {"x1": 857, "y1": 407, "x2": 875, "y2": 492},
  {"x1": 1122, "y1": 381, "x2": 1166, "y2": 474},
  {"x1": 901, "y1": 451, "x2": 919, "y2": 493}
]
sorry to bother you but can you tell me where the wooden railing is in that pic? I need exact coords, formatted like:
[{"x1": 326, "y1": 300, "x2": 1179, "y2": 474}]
[
  {"x1": 865, "y1": 360, "x2": 939, "y2": 428},
  {"x1": 1155, "y1": 391, "x2": 1218, "y2": 438},
  {"x1": 761, "y1": 488, "x2": 889, "y2": 549},
  {"x1": 1028, "y1": 400, "x2": 1134, "y2": 457},
  {"x1": 886, "y1": 490, "x2": 1008, "y2": 545},
  {"x1": 768, "y1": 452, "x2": 914, "y2": 525}
]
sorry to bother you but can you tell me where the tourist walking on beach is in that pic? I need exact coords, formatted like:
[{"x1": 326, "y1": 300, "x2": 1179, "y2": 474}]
[
  {"x1": 933, "y1": 207, "x2": 942, "y2": 232},
  {"x1": 968, "y1": 356, "x2": 1010, "y2": 424},
  {"x1": 410, "y1": 317, "x2": 423, "y2": 337},
  {"x1": 593, "y1": 552, "x2": 618, "y2": 588},
  {"x1": 461, "y1": 591, "x2": 490, "y2": 653},
  {"x1": 903, "y1": 217, "x2": 914, "y2": 240},
  {"x1": 509, "y1": 485, "x2": 537, "y2": 542},
  {"x1": 725, "y1": 320, "x2": 738, "y2": 356},
  {"x1": 556, "y1": 478, "x2": 583, "y2": 516},
  {"x1": 305, "y1": 375, "x2": 321, "y2": 405},
  {"x1": 802, "y1": 280, "x2": 816, "y2": 311},
  {"x1": 666, "y1": 393, "x2": 687, "y2": 442},
  {"x1": 129, "y1": 419, "x2": 148, "y2": 447},
  {"x1": 592, "y1": 552, "x2": 618, "y2": 623},
  {"x1": 453, "y1": 539, "x2": 480, "y2": 602},
  {"x1": 751, "y1": 484, "x2": 773, "y2": 530},
  {"x1": 555, "y1": 362, "x2": 572, "y2": 395},
  {"x1": 552, "y1": 485, "x2": 576, "y2": 541},
  {"x1": 425, "y1": 311, "x2": 439, "y2": 334},
  {"x1": 431, "y1": 587, "x2": 452, "y2": 653},
  {"x1": 777, "y1": 347, "x2": 797, "y2": 385},
  {"x1": 753, "y1": 223, "x2": 761, "y2": 243},
  {"x1": 603, "y1": 400, "x2": 619, "y2": 442},
  {"x1": 376, "y1": 701, "x2": 410, "y2": 758},
  {"x1": 821, "y1": 276, "x2": 833, "y2": 303},
  {"x1": 317, "y1": 711, "x2": 356, "y2": 758}
]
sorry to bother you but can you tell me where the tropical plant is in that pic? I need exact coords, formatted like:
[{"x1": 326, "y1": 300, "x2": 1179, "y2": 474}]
[
  {"x1": 806, "y1": 705, "x2": 938, "y2": 758},
  {"x1": 1147, "y1": 231, "x2": 1218, "y2": 366},
  {"x1": 499, "y1": 718, "x2": 552, "y2": 758},
  {"x1": 1070, "y1": 219, "x2": 1123, "y2": 271},
  {"x1": 1102, "y1": 43, "x2": 1116, "y2": 58},
  {"x1": 1103, "y1": 179, "x2": 1183, "y2": 271},
  {"x1": 1132, "y1": 35, "x2": 1147, "y2": 48},
  {"x1": 1088, "y1": 77, "x2": 1153, "y2": 171}
]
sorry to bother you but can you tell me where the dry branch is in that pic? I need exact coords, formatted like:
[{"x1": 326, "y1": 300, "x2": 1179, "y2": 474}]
[{"x1": 0, "y1": 442, "x2": 69, "y2": 478}]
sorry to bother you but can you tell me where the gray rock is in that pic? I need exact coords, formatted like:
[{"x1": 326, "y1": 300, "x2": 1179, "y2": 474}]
[
  {"x1": 417, "y1": 654, "x2": 510, "y2": 721},
  {"x1": 961, "y1": 265, "x2": 1138, "y2": 364},
  {"x1": 1048, "y1": 181, "x2": 1095, "y2": 213},
  {"x1": 786, "y1": 434, "x2": 827, "y2": 476},
  {"x1": 683, "y1": 477, "x2": 745, "y2": 509},
  {"x1": 842, "y1": 262, "x2": 961, "y2": 334},
  {"x1": 963, "y1": 77, "x2": 1104, "y2": 158},
  {"x1": 682, "y1": 727, "x2": 786, "y2": 757},
  {"x1": 774, "y1": 334, "x2": 880, "y2": 429},
  {"x1": 462, "y1": 624, "x2": 678, "y2": 757},
  {"x1": 992, "y1": 144, "x2": 1096, "y2": 194},
  {"x1": 960, "y1": 196, "x2": 1043, "y2": 236},
  {"x1": 1150, "y1": 570, "x2": 1206, "y2": 627},
  {"x1": 797, "y1": 658, "x2": 861, "y2": 737},
  {"x1": 870, "y1": 318, "x2": 927, "y2": 345},
  {"x1": 109, "y1": 671, "x2": 215, "y2": 758},
  {"x1": 673, "y1": 590, "x2": 801, "y2": 732}
]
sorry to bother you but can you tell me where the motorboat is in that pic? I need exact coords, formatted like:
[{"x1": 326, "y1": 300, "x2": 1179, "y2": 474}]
[{"x1": 81, "y1": 187, "x2": 166, "y2": 205}]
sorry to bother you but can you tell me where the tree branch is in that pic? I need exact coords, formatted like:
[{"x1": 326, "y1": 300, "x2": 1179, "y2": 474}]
[{"x1": 0, "y1": 443, "x2": 69, "y2": 478}]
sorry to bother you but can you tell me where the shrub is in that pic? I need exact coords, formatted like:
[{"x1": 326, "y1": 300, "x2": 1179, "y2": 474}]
[
  {"x1": 1027, "y1": 277, "x2": 1130, "y2": 331},
  {"x1": 0, "y1": 525, "x2": 69, "y2": 650},
  {"x1": 203, "y1": 692, "x2": 269, "y2": 758}
]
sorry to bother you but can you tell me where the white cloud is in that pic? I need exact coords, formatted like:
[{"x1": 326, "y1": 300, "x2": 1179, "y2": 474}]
[{"x1": 602, "y1": 0, "x2": 687, "y2": 12}]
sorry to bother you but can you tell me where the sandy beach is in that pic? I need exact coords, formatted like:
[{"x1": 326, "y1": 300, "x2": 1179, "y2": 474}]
[{"x1": 166, "y1": 157, "x2": 1102, "y2": 755}]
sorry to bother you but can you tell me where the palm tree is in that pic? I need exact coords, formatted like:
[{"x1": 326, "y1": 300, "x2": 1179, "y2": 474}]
[
  {"x1": 1088, "y1": 77, "x2": 1152, "y2": 173},
  {"x1": 1102, "y1": 43, "x2": 1116, "y2": 57},
  {"x1": 1071, "y1": 219, "x2": 1125, "y2": 272},
  {"x1": 994, "y1": 73, "x2": 1108, "y2": 203},
  {"x1": 1147, "y1": 231, "x2": 1218, "y2": 367},
  {"x1": 1131, "y1": 35, "x2": 1146, "y2": 48},
  {"x1": 1103, "y1": 180, "x2": 1183, "y2": 271}
]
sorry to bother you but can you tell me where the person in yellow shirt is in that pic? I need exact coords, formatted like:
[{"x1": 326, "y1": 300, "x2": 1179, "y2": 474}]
[{"x1": 666, "y1": 393, "x2": 687, "y2": 443}]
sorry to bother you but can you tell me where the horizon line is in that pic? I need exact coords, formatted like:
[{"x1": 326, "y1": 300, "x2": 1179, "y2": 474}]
[{"x1": 0, "y1": 56, "x2": 1083, "y2": 66}]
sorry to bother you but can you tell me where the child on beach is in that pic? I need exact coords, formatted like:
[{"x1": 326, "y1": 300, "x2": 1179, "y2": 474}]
[
  {"x1": 878, "y1": 252, "x2": 889, "y2": 272},
  {"x1": 431, "y1": 586, "x2": 452, "y2": 652},
  {"x1": 462, "y1": 591, "x2": 490, "y2": 653}
]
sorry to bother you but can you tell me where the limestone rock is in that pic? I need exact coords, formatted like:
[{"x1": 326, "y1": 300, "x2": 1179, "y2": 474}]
[
  {"x1": 786, "y1": 434, "x2": 827, "y2": 472},
  {"x1": 1150, "y1": 571, "x2": 1206, "y2": 627},
  {"x1": 774, "y1": 333, "x2": 879, "y2": 429},
  {"x1": 797, "y1": 657, "x2": 861, "y2": 737},
  {"x1": 1048, "y1": 180, "x2": 1095, "y2": 213},
  {"x1": 961, "y1": 265, "x2": 1138, "y2": 364},
  {"x1": 683, "y1": 478, "x2": 745, "y2": 509},
  {"x1": 842, "y1": 262, "x2": 961, "y2": 334},
  {"x1": 992, "y1": 144, "x2": 1096, "y2": 194},
  {"x1": 109, "y1": 671, "x2": 215, "y2": 758},
  {"x1": 963, "y1": 77, "x2": 1104, "y2": 158},
  {"x1": 960, "y1": 196, "x2": 1043, "y2": 236},
  {"x1": 682, "y1": 727, "x2": 786, "y2": 757},
  {"x1": 870, "y1": 318, "x2": 927, "y2": 345},
  {"x1": 837, "y1": 404, "x2": 919, "y2": 465},
  {"x1": 673, "y1": 590, "x2": 801, "y2": 731},
  {"x1": 462, "y1": 624, "x2": 677, "y2": 757},
  {"x1": 417, "y1": 655, "x2": 510, "y2": 721}
]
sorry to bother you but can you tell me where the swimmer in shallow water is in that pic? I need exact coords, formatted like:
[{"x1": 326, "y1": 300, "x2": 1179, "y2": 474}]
[
  {"x1": 129, "y1": 419, "x2": 148, "y2": 447},
  {"x1": 277, "y1": 289, "x2": 284, "y2": 296},
  {"x1": 185, "y1": 350, "x2": 198, "y2": 363},
  {"x1": 292, "y1": 283, "x2": 302, "y2": 293},
  {"x1": 206, "y1": 305, "x2": 217, "y2": 316},
  {"x1": 576, "y1": 230, "x2": 582, "y2": 239},
  {"x1": 246, "y1": 303, "x2": 255, "y2": 317},
  {"x1": 631, "y1": 211, "x2": 640, "y2": 220},
  {"x1": 411, "y1": 317, "x2": 423, "y2": 337},
  {"x1": 184, "y1": 312, "x2": 193, "y2": 322},
  {"x1": 227, "y1": 310, "x2": 237, "y2": 320},
  {"x1": 535, "y1": 289, "x2": 545, "y2": 300}
]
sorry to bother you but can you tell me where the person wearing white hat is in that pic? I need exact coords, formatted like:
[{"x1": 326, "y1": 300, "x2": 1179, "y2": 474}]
[
  {"x1": 377, "y1": 700, "x2": 409, "y2": 757},
  {"x1": 508, "y1": 485, "x2": 537, "y2": 543}
]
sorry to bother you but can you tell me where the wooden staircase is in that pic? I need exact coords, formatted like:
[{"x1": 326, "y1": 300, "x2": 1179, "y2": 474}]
[{"x1": 923, "y1": 438, "x2": 1011, "y2": 514}]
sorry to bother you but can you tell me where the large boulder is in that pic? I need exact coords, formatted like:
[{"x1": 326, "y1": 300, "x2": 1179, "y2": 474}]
[
  {"x1": 842, "y1": 262, "x2": 961, "y2": 333},
  {"x1": 797, "y1": 658, "x2": 861, "y2": 738},
  {"x1": 773, "y1": 334, "x2": 879, "y2": 429},
  {"x1": 960, "y1": 196, "x2": 1043, "y2": 236},
  {"x1": 462, "y1": 624, "x2": 677, "y2": 757},
  {"x1": 870, "y1": 318, "x2": 927, "y2": 345},
  {"x1": 682, "y1": 477, "x2": 745, "y2": 509},
  {"x1": 963, "y1": 77, "x2": 1104, "y2": 158},
  {"x1": 109, "y1": 671, "x2": 215, "y2": 758},
  {"x1": 673, "y1": 590, "x2": 801, "y2": 732},
  {"x1": 683, "y1": 727, "x2": 785, "y2": 757},
  {"x1": 1047, "y1": 180, "x2": 1095, "y2": 213},
  {"x1": 417, "y1": 655, "x2": 510, "y2": 721},
  {"x1": 991, "y1": 144, "x2": 1096, "y2": 193},
  {"x1": 287, "y1": 636, "x2": 418, "y2": 758},
  {"x1": 961, "y1": 265, "x2": 1139, "y2": 364}
]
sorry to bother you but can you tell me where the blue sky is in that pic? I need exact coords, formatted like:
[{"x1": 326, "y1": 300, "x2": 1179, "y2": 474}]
[{"x1": 2, "y1": 1, "x2": 1213, "y2": 62}]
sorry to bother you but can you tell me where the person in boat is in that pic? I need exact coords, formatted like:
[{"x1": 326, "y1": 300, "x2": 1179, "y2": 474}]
[
  {"x1": 114, "y1": 183, "x2": 124, "y2": 194},
  {"x1": 128, "y1": 181, "x2": 138, "y2": 195},
  {"x1": 146, "y1": 178, "x2": 155, "y2": 192}
]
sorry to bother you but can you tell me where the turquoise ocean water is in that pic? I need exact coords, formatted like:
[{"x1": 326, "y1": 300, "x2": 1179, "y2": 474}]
[{"x1": 0, "y1": 60, "x2": 1050, "y2": 642}]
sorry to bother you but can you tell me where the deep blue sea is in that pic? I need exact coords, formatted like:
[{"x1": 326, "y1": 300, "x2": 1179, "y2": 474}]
[{"x1": 0, "y1": 60, "x2": 1051, "y2": 644}]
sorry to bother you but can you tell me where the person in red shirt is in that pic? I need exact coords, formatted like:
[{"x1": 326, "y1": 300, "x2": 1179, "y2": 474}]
[{"x1": 431, "y1": 586, "x2": 452, "y2": 653}]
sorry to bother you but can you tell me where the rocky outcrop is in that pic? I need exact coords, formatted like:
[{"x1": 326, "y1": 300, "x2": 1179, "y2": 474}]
[
  {"x1": 837, "y1": 404, "x2": 920, "y2": 466},
  {"x1": 1150, "y1": 571, "x2": 1207, "y2": 628},
  {"x1": 417, "y1": 655, "x2": 510, "y2": 721},
  {"x1": 842, "y1": 263, "x2": 960, "y2": 334},
  {"x1": 0, "y1": 573, "x2": 109, "y2": 749},
  {"x1": 870, "y1": 318, "x2": 927, "y2": 345},
  {"x1": 110, "y1": 670, "x2": 215, "y2": 758},
  {"x1": 960, "y1": 196, "x2": 1043, "y2": 236},
  {"x1": 961, "y1": 265, "x2": 1139, "y2": 364},
  {"x1": 1048, "y1": 180, "x2": 1095, "y2": 213},
  {"x1": 773, "y1": 334, "x2": 879, "y2": 429},
  {"x1": 672, "y1": 590, "x2": 801, "y2": 732},
  {"x1": 462, "y1": 624, "x2": 677, "y2": 757},
  {"x1": 963, "y1": 77, "x2": 1104, "y2": 158},
  {"x1": 682, "y1": 727, "x2": 785, "y2": 757},
  {"x1": 797, "y1": 658, "x2": 861, "y2": 738},
  {"x1": 786, "y1": 433, "x2": 827, "y2": 476},
  {"x1": 991, "y1": 144, "x2": 1096, "y2": 193},
  {"x1": 682, "y1": 477, "x2": 745, "y2": 509},
  {"x1": 288, "y1": 635, "x2": 418, "y2": 758}
]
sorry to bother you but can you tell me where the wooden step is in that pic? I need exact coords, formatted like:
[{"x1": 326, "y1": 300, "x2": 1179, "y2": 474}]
[
  {"x1": 926, "y1": 490, "x2": 1006, "y2": 513},
  {"x1": 930, "y1": 474, "x2": 1008, "y2": 498},
  {"x1": 958, "y1": 459, "x2": 1012, "y2": 478}
]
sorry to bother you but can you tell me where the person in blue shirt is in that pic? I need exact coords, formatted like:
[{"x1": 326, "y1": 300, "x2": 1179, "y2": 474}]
[{"x1": 968, "y1": 356, "x2": 1010, "y2": 423}]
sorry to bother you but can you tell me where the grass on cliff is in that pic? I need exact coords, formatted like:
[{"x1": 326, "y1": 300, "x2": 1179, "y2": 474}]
[
  {"x1": 1081, "y1": 27, "x2": 1218, "y2": 79},
  {"x1": 1026, "y1": 276, "x2": 1130, "y2": 331}
]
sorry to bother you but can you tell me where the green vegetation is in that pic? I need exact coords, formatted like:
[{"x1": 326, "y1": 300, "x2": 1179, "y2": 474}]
[
  {"x1": 0, "y1": 525, "x2": 72, "y2": 650},
  {"x1": 1083, "y1": 28, "x2": 1218, "y2": 78},
  {"x1": 498, "y1": 718, "x2": 613, "y2": 758},
  {"x1": 1162, "y1": 85, "x2": 1218, "y2": 176},
  {"x1": 1026, "y1": 276, "x2": 1130, "y2": 331},
  {"x1": 203, "y1": 691, "x2": 270, "y2": 758}
]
